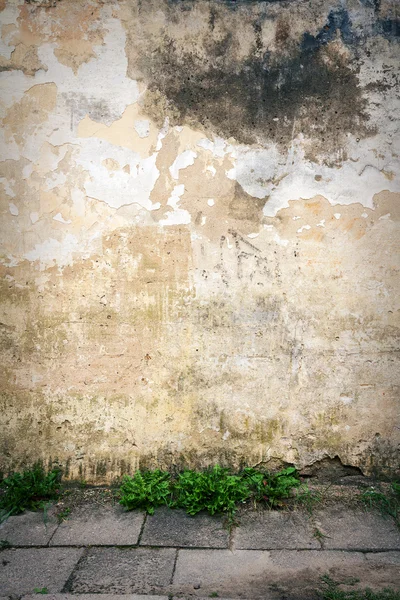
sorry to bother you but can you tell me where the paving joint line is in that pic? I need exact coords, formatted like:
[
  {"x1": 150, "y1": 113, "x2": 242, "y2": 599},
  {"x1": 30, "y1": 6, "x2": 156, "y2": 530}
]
[
  {"x1": 137, "y1": 511, "x2": 147, "y2": 546},
  {"x1": 169, "y1": 547, "x2": 179, "y2": 596},
  {"x1": 46, "y1": 519, "x2": 61, "y2": 548},
  {"x1": 1, "y1": 544, "x2": 399, "y2": 552},
  {"x1": 61, "y1": 546, "x2": 89, "y2": 593},
  {"x1": 228, "y1": 524, "x2": 237, "y2": 552}
]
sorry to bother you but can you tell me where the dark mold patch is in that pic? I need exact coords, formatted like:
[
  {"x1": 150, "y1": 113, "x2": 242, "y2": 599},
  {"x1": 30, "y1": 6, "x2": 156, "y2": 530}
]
[
  {"x1": 136, "y1": 4, "x2": 375, "y2": 160},
  {"x1": 24, "y1": 0, "x2": 61, "y2": 6},
  {"x1": 301, "y1": 8, "x2": 355, "y2": 50},
  {"x1": 300, "y1": 456, "x2": 364, "y2": 481},
  {"x1": 377, "y1": 18, "x2": 400, "y2": 39}
]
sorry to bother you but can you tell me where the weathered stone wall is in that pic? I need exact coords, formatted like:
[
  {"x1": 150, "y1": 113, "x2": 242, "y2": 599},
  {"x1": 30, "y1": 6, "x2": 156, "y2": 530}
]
[{"x1": 0, "y1": 0, "x2": 399, "y2": 481}]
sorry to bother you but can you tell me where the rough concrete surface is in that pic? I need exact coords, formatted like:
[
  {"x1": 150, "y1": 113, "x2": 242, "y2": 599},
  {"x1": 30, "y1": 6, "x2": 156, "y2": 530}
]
[
  {"x1": 0, "y1": 506, "x2": 399, "y2": 598},
  {"x1": 0, "y1": 548, "x2": 84, "y2": 595},
  {"x1": 315, "y1": 507, "x2": 400, "y2": 550},
  {"x1": 23, "y1": 596, "x2": 169, "y2": 600},
  {"x1": 67, "y1": 547, "x2": 176, "y2": 594},
  {"x1": 0, "y1": 509, "x2": 58, "y2": 546},
  {"x1": 140, "y1": 508, "x2": 229, "y2": 548},
  {"x1": 235, "y1": 510, "x2": 320, "y2": 550},
  {"x1": 50, "y1": 504, "x2": 144, "y2": 546},
  {"x1": 0, "y1": 0, "x2": 399, "y2": 480},
  {"x1": 172, "y1": 549, "x2": 400, "y2": 599}
]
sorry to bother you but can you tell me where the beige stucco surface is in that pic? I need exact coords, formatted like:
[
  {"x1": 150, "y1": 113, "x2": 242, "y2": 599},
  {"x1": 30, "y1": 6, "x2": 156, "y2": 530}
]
[{"x1": 0, "y1": 0, "x2": 399, "y2": 481}]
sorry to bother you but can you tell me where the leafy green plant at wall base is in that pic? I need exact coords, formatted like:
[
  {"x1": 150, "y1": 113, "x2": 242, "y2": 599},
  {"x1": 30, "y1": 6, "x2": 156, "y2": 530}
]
[
  {"x1": 242, "y1": 466, "x2": 300, "y2": 507},
  {"x1": 173, "y1": 465, "x2": 250, "y2": 516},
  {"x1": 118, "y1": 464, "x2": 301, "y2": 517},
  {"x1": 119, "y1": 470, "x2": 172, "y2": 514},
  {"x1": 0, "y1": 463, "x2": 62, "y2": 522}
]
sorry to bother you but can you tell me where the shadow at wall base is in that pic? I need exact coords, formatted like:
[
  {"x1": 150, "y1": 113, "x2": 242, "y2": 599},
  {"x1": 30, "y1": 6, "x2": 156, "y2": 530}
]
[{"x1": 0, "y1": 447, "x2": 398, "y2": 485}]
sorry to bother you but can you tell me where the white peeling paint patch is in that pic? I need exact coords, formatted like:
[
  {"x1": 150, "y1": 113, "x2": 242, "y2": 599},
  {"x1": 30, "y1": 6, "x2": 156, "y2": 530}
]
[
  {"x1": 30, "y1": 212, "x2": 39, "y2": 224},
  {"x1": 1, "y1": 178, "x2": 15, "y2": 197},
  {"x1": 197, "y1": 136, "x2": 227, "y2": 158},
  {"x1": 263, "y1": 152, "x2": 400, "y2": 217},
  {"x1": 75, "y1": 138, "x2": 160, "y2": 211},
  {"x1": 22, "y1": 164, "x2": 33, "y2": 179},
  {"x1": 9, "y1": 202, "x2": 18, "y2": 216},
  {"x1": 169, "y1": 150, "x2": 197, "y2": 180},
  {"x1": 201, "y1": 215, "x2": 207, "y2": 225},
  {"x1": 53, "y1": 212, "x2": 72, "y2": 224},
  {"x1": 0, "y1": 3, "x2": 20, "y2": 59},
  {"x1": 207, "y1": 198, "x2": 215, "y2": 207},
  {"x1": 293, "y1": 216, "x2": 301, "y2": 220},
  {"x1": 161, "y1": 184, "x2": 191, "y2": 225},
  {"x1": 379, "y1": 213, "x2": 391, "y2": 220},
  {"x1": 167, "y1": 184, "x2": 185, "y2": 209},
  {"x1": 247, "y1": 232, "x2": 259, "y2": 239},
  {"x1": 206, "y1": 165, "x2": 216, "y2": 176},
  {"x1": 227, "y1": 146, "x2": 280, "y2": 199},
  {"x1": 159, "y1": 208, "x2": 191, "y2": 226},
  {"x1": 297, "y1": 225, "x2": 311, "y2": 234},
  {"x1": 334, "y1": 213, "x2": 341, "y2": 219},
  {"x1": 134, "y1": 120, "x2": 150, "y2": 138},
  {"x1": 46, "y1": 170, "x2": 67, "y2": 190},
  {"x1": 361, "y1": 212, "x2": 368, "y2": 218},
  {"x1": 222, "y1": 430, "x2": 230, "y2": 441},
  {"x1": 340, "y1": 395, "x2": 354, "y2": 405},
  {"x1": 24, "y1": 234, "x2": 80, "y2": 270},
  {"x1": 316, "y1": 219, "x2": 325, "y2": 227},
  {"x1": 274, "y1": 233, "x2": 289, "y2": 247}
]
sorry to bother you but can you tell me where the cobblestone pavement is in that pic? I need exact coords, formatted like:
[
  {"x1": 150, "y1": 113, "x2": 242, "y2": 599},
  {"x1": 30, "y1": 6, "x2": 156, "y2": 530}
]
[{"x1": 0, "y1": 504, "x2": 399, "y2": 599}]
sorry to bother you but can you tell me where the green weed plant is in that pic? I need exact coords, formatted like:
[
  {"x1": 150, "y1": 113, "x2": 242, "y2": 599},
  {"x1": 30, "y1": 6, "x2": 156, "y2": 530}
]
[
  {"x1": 119, "y1": 469, "x2": 172, "y2": 515},
  {"x1": 173, "y1": 465, "x2": 249, "y2": 515},
  {"x1": 0, "y1": 463, "x2": 62, "y2": 522},
  {"x1": 320, "y1": 575, "x2": 400, "y2": 600},
  {"x1": 361, "y1": 482, "x2": 400, "y2": 526},
  {"x1": 241, "y1": 466, "x2": 300, "y2": 507},
  {"x1": 119, "y1": 464, "x2": 301, "y2": 517}
]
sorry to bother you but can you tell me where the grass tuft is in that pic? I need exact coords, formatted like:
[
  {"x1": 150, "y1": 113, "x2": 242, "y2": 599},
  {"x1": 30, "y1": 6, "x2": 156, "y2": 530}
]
[
  {"x1": 320, "y1": 575, "x2": 400, "y2": 599},
  {"x1": 361, "y1": 482, "x2": 400, "y2": 526}
]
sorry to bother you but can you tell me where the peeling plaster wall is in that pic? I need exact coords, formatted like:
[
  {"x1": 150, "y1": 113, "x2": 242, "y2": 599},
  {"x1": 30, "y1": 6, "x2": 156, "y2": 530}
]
[{"x1": 0, "y1": 0, "x2": 399, "y2": 481}]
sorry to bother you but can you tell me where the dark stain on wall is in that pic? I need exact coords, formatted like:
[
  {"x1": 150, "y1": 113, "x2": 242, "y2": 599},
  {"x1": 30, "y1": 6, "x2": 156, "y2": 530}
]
[{"x1": 137, "y1": 3, "x2": 380, "y2": 161}]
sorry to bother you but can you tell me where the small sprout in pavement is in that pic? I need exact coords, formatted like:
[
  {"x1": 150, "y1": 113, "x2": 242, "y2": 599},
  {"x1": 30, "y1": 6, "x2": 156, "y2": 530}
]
[
  {"x1": 209, "y1": 593, "x2": 219, "y2": 598},
  {"x1": 0, "y1": 539, "x2": 11, "y2": 549},
  {"x1": 57, "y1": 507, "x2": 71, "y2": 522},
  {"x1": 313, "y1": 527, "x2": 329, "y2": 542},
  {"x1": 33, "y1": 588, "x2": 48, "y2": 594}
]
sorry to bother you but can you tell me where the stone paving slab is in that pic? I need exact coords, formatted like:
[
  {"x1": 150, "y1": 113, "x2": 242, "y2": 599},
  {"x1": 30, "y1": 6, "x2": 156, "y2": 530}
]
[
  {"x1": 68, "y1": 547, "x2": 176, "y2": 594},
  {"x1": 235, "y1": 510, "x2": 319, "y2": 550},
  {"x1": 365, "y1": 551, "x2": 400, "y2": 565},
  {"x1": 50, "y1": 504, "x2": 144, "y2": 546},
  {"x1": 141, "y1": 508, "x2": 229, "y2": 548},
  {"x1": 172, "y1": 549, "x2": 400, "y2": 599},
  {"x1": 0, "y1": 510, "x2": 58, "y2": 546},
  {"x1": 314, "y1": 508, "x2": 400, "y2": 550},
  {"x1": 23, "y1": 596, "x2": 168, "y2": 600},
  {"x1": 0, "y1": 548, "x2": 83, "y2": 595}
]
